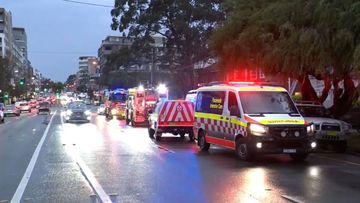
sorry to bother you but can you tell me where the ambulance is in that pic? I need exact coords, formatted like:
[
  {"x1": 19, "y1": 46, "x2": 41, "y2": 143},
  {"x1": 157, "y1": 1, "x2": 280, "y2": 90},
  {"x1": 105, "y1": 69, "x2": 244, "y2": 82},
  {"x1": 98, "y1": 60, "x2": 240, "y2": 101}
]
[
  {"x1": 148, "y1": 100, "x2": 195, "y2": 141},
  {"x1": 193, "y1": 82, "x2": 317, "y2": 161}
]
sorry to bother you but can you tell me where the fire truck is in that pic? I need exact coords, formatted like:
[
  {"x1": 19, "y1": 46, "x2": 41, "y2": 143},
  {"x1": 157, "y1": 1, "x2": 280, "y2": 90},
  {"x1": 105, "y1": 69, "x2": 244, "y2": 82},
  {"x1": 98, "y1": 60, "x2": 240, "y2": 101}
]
[
  {"x1": 126, "y1": 84, "x2": 168, "y2": 126},
  {"x1": 104, "y1": 88, "x2": 128, "y2": 120}
]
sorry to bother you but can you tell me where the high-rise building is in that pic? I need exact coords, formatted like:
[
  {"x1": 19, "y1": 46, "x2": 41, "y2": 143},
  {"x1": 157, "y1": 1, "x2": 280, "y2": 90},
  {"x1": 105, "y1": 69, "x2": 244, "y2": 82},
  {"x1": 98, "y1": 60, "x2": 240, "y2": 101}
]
[
  {"x1": 13, "y1": 27, "x2": 27, "y2": 59},
  {"x1": 77, "y1": 56, "x2": 98, "y2": 90},
  {"x1": 98, "y1": 36, "x2": 134, "y2": 73},
  {"x1": 0, "y1": 8, "x2": 13, "y2": 58}
]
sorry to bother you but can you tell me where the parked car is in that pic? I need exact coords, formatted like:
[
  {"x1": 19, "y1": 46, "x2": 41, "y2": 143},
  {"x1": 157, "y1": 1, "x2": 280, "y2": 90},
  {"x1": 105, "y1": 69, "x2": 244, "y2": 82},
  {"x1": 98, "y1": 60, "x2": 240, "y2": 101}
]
[
  {"x1": 0, "y1": 103, "x2": 4, "y2": 111},
  {"x1": 38, "y1": 102, "x2": 51, "y2": 115},
  {"x1": 0, "y1": 107, "x2": 4, "y2": 123},
  {"x1": 296, "y1": 102, "x2": 352, "y2": 152},
  {"x1": 3, "y1": 105, "x2": 21, "y2": 117}
]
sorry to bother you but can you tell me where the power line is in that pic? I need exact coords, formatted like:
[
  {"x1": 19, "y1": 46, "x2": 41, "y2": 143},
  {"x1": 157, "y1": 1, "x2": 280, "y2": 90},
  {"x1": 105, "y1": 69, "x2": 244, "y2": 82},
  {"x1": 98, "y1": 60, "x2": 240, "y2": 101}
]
[
  {"x1": 28, "y1": 50, "x2": 95, "y2": 55},
  {"x1": 61, "y1": 0, "x2": 113, "y2": 8}
]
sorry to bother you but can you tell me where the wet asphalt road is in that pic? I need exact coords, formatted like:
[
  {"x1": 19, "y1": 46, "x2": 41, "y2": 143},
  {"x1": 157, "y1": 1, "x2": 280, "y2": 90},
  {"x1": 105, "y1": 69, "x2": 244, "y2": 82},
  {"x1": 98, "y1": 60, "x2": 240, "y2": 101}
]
[{"x1": 1, "y1": 106, "x2": 360, "y2": 203}]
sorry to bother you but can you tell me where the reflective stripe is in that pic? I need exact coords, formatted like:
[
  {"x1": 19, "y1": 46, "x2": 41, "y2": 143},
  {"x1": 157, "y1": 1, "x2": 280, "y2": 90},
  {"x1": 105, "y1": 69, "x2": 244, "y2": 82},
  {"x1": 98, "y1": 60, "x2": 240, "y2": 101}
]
[
  {"x1": 195, "y1": 112, "x2": 247, "y2": 127},
  {"x1": 238, "y1": 87, "x2": 287, "y2": 92},
  {"x1": 195, "y1": 112, "x2": 225, "y2": 121},
  {"x1": 230, "y1": 118, "x2": 247, "y2": 127},
  {"x1": 259, "y1": 119, "x2": 305, "y2": 125}
]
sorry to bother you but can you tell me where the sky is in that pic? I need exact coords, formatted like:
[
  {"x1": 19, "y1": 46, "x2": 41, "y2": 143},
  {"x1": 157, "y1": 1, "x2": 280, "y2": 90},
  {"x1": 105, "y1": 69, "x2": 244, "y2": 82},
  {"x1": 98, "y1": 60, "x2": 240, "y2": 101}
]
[{"x1": 0, "y1": 0, "x2": 119, "y2": 82}]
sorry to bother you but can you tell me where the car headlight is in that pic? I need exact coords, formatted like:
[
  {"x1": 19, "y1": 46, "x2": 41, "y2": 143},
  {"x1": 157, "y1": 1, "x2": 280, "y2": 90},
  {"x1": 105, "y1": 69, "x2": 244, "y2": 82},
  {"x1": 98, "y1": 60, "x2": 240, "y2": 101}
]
[
  {"x1": 307, "y1": 124, "x2": 315, "y2": 134},
  {"x1": 249, "y1": 123, "x2": 268, "y2": 136},
  {"x1": 66, "y1": 110, "x2": 72, "y2": 115},
  {"x1": 85, "y1": 110, "x2": 91, "y2": 115},
  {"x1": 342, "y1": 123, "x2": 352, "y2": 131},
  {"x1": 111, "y1": 109, "x2": 118, "y2": 115}
]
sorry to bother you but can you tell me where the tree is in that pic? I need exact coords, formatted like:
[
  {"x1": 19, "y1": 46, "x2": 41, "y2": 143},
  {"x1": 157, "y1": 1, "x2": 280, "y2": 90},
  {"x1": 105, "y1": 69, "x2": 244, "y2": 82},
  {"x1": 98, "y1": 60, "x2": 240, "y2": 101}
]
[
  {"x1": 0, "y1": 57, "x2": 12, "y2": 92},
  {"x1": 65, "y1": 74, "x2": 77, "y2": 85},
  {"x1": 212, "y1": 0, "x2": 360, "y2": 117},
  {"x1": 111, "y1": 0, "x2": 225, "y2": 93}
]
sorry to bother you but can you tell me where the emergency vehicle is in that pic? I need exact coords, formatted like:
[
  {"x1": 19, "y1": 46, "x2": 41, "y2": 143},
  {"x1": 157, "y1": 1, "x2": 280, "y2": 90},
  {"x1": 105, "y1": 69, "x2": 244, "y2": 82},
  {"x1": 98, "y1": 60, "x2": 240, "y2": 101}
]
[
  {"x1": 193, "y1": 82, "x2": 317, "y2": 161},
  {"x1": 148, "y1": 100, "x2": 195, "y2": 141},
  {"x1": 126, "y1": 86, "x2": 158, "y2": 126},
  {"x1": 105, "y1": 88, "x2": 128, "y2": 119}
]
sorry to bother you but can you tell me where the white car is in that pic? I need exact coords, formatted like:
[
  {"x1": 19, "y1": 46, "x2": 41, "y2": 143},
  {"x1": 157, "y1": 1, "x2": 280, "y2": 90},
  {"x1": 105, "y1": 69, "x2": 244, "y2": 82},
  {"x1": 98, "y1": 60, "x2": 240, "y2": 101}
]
[
  {"x1": 297, "y1": 102, "x2": 351, "y2": 152},
  {"x1": 0, "y1": 109, "x2": 4, "y2": 123},
  {"x1": 19, "y1": 102, "x2": 31, "y2": 113}
]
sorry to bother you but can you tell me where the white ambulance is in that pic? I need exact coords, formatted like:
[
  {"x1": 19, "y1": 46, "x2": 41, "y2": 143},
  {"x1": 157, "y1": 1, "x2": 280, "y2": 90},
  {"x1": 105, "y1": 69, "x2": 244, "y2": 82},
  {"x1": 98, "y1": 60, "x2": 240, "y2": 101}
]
[{"x1": 193, "y1": 82, "x2": 317, "y2": 161}]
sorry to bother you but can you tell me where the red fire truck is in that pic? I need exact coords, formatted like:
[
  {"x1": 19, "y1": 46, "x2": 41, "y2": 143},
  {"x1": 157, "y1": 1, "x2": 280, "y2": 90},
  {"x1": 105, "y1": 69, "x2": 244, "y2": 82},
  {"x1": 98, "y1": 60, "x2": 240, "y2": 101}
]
[
  {"x1": 126, "y1": 84, "x2": 169, "y2": 126},
  {"x1": 126, "y1": 86, "x2": 159, "y2": 126},
  {"x1": 105, "y1": 88, "x2": 128, "y2": 120}
]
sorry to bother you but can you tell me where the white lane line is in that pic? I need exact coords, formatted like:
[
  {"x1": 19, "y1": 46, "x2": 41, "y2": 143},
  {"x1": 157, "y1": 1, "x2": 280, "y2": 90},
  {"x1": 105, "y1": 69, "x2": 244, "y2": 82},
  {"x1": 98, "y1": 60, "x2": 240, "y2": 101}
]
[
  {"x1": 281, "y1": 195, "x2": 304, "y2": 203},
  {"x1": 316, "y1": 155, "x2": 360, "y2": 167},
  {"x1": 10, "y1": 110, "x2": 57, "y2": 203},
  {"x1": 60, "y1": 111, "x2": 112, "y2": 203},
  {"x1": 155, "y1": 144, "x2": 175, "y2": 153}
]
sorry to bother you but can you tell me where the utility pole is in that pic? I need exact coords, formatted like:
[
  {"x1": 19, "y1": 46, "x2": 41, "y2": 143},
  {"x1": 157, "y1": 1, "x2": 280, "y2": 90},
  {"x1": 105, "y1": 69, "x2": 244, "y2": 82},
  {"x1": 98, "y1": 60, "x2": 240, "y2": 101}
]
[{"x1": 150, "y1": 47, "x2": 155, "y2": 87}]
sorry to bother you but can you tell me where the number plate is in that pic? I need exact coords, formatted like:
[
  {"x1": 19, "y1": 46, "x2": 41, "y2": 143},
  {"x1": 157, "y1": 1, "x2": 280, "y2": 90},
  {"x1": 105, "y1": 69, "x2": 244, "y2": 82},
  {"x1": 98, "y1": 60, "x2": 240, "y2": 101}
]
[
  {"x1": 283, "y1": 149, "x2": 296, "y2": 153},
  {"x1": 327, "y1": 131, "x2": 338, "y2": 136},
  {"x1": 169, "y1": 122, "x2": 177, "y2": 126}
]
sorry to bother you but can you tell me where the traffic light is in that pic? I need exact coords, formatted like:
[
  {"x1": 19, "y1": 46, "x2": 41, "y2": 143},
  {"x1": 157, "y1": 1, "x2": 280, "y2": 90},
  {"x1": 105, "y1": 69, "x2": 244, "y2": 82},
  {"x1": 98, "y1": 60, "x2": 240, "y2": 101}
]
[{"x1": 19, "y1": 78, "x2": 25, "y2": 86}]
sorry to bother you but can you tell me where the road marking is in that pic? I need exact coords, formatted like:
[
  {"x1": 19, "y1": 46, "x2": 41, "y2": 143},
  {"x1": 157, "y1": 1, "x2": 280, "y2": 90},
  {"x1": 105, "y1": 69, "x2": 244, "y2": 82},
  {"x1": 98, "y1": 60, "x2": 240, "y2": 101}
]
[
  {"x1": 281, "y1": 195, "x2": 304, "y2": 203},
  {"x1": 10, "y1": 110, "x2": 57, "y2": 203},
  {"x1": 316, "y1": 155, "x2": 360, "y2": 167},
  {"x1": 60, "y1": 113, "x2": 112, "y2": 203},
  {"x1": 156, "y1": 145, "x2": 175, "y2": 153}
]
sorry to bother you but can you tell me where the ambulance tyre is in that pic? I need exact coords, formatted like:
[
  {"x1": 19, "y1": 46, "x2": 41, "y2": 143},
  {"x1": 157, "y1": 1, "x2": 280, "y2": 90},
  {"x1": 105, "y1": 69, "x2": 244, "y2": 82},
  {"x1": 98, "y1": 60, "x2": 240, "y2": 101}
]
[
  {"x1": 188, "y1": 131, "x2": 195, "y2": 142},
  {"x1": 179, "y1": 132, "x2": 185, "y2": 139},
  {"x1": 289, "y1": 153, "x2": 308, "y2": 161},
  {"x1": 155, "y1": 132, "x2": 162, "y2": 141},
  {"x1": 235, "y1": 138, "x2": 254, "y2": 161},
  {"x1": 198, "y1": 131, "x2": 210, "y2": 151},
  {"x1": 148, "y1": 128, "x2": 155, "y2": 138}
]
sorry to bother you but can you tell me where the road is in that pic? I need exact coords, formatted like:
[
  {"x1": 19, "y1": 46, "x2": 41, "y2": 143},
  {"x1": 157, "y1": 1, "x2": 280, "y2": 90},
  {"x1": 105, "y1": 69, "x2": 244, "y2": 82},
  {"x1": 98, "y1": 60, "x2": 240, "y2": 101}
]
[{"x1": 1, "y1": 106, "x2": 360, "y2": 203}]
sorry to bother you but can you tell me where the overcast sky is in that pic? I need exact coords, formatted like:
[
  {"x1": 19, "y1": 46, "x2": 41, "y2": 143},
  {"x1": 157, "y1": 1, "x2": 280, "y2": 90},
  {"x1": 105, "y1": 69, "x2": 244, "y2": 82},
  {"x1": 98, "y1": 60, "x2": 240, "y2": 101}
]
[{"x1": 1, "y1": 0, "x2": 119, "y2": 82}]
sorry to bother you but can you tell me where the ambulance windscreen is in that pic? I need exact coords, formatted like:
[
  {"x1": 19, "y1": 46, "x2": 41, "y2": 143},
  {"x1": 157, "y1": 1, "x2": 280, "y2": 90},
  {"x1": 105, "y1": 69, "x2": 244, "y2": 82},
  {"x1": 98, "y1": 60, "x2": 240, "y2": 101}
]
[{"x1": 239, "y1": 91, "x2": 298, "y2": 114}]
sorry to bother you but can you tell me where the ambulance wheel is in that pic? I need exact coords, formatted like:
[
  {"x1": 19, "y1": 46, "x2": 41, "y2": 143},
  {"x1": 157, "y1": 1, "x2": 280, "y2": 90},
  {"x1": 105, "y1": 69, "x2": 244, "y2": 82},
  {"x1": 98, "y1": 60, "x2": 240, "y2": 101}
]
[
  {"x1": 155, "y1": 132, "x2": 162, "y2": 141},
  {"x1": 289, "y1": 153, "x2": 308, "y2": 162},
  {"x1": 198, "y1": 131, "x2": 210, "y2": 151},
  {"x1": 179, "y1": 132, "x2": 185, "y2": 139},
  {"x1": 148, "y1": 127, "x2": 155, "y2": 138},
  {"x1": 235, "y1": 139, "x2": 254, "y2": 161},
  {"x1": 188, "y1": 131, "x2": 195, "y2": 142}
]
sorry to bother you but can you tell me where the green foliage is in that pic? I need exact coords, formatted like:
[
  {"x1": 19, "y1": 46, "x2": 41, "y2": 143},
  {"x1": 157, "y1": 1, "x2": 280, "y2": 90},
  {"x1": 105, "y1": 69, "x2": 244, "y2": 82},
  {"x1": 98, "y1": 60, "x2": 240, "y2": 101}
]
[
  {"x1": 110, "y1": 0, "x2": 225, "y2": 88},
  {"x1": 212, "y1": 0, "x2": 360, "y2": 76},
  {"x1": 65, "y1": 74, "x2": 77, "y2": 85}
]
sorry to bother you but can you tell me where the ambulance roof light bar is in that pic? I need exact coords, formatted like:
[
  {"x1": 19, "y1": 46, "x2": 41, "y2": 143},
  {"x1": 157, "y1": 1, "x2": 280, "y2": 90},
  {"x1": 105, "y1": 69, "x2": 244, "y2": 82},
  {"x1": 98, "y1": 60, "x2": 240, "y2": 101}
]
[{"x1": 206, "y1": 81, "x2": 284, "y2": 88}]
